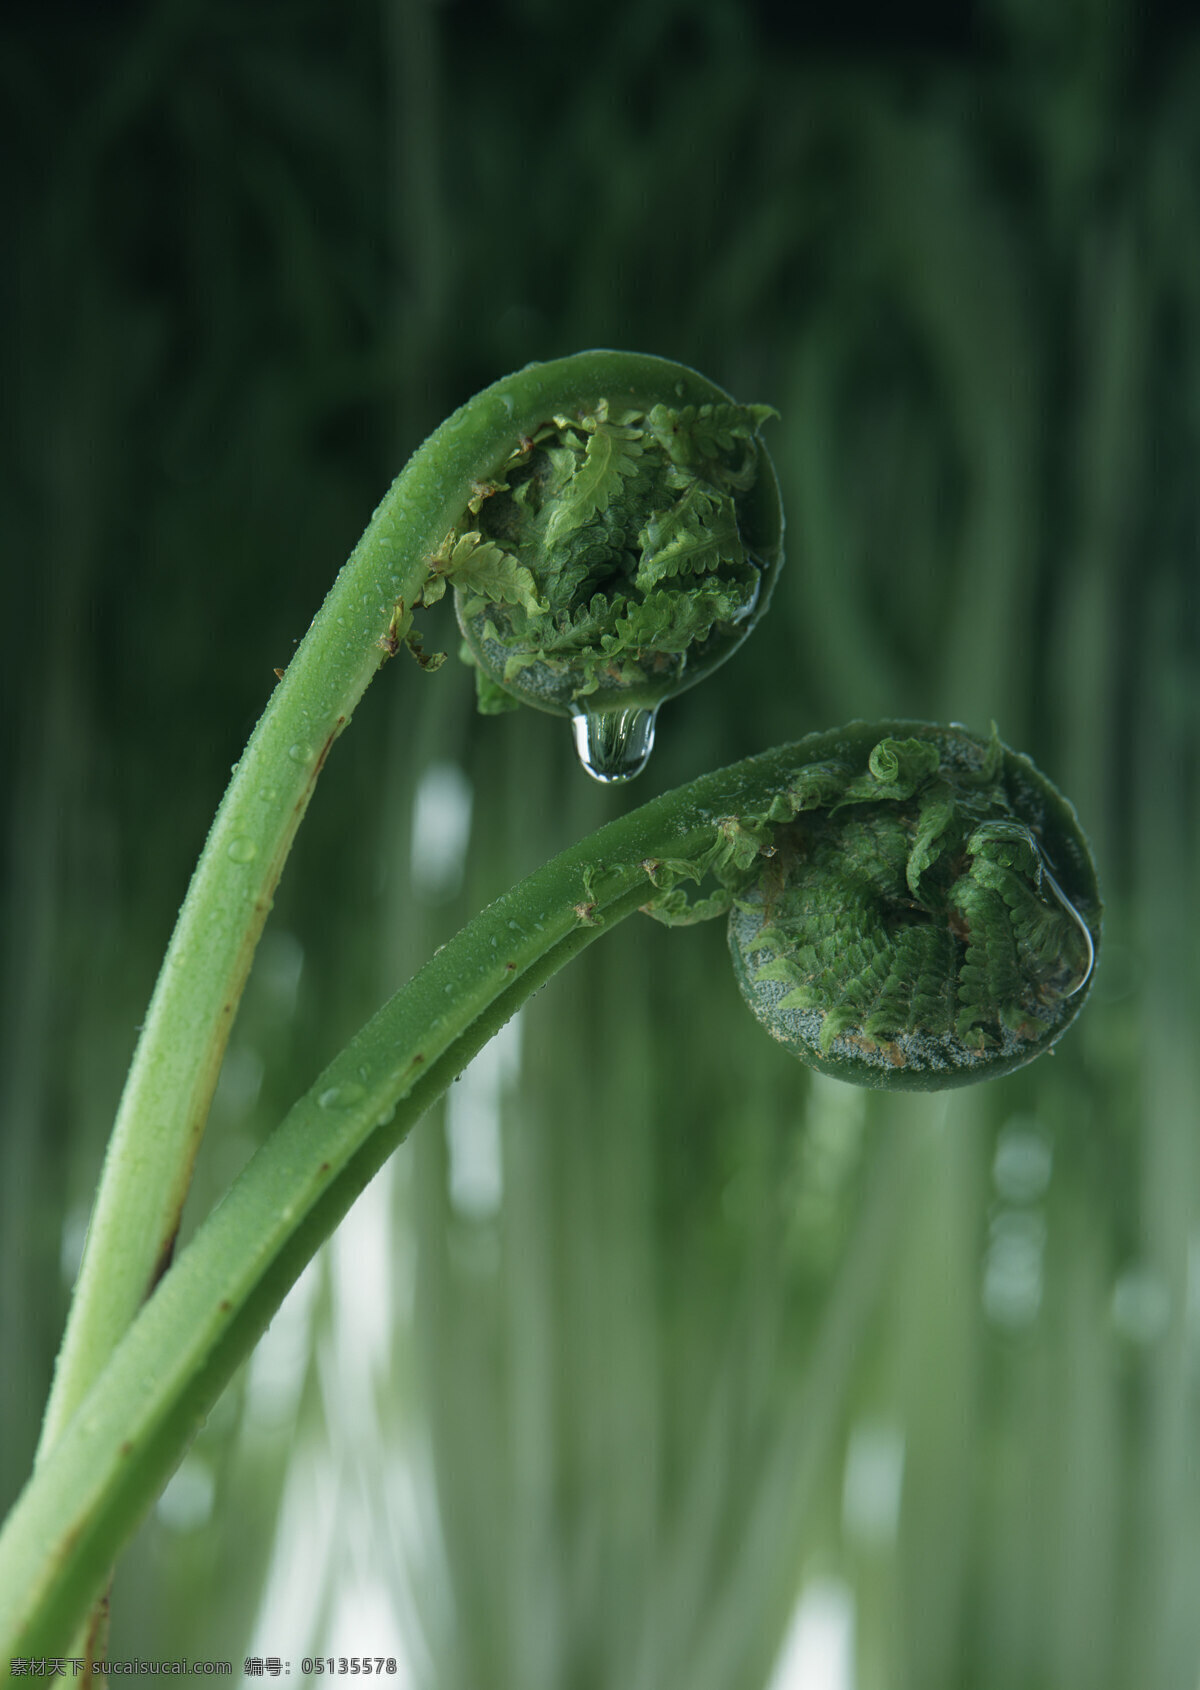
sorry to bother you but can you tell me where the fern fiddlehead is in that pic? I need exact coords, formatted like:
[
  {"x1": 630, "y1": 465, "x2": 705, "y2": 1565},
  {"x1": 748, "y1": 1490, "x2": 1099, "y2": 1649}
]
[
  {"x1": 425, "y1": 383, "x2": 783, "y2": 780},
  {"x1": 716, "y1": 722, "x2": 1099, "y2": 1088}
]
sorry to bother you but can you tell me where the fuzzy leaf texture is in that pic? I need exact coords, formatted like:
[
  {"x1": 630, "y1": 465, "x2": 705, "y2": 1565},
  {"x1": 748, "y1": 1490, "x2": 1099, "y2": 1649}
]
[
  {"x1": 543, "y1": 422, "x2": 644, "y2": 547},
  {"x1": 724, "y1": 722, "x2": 1100, "y2": 1090},
  {"x1": 449, "y1": 378, "x2": 782, "y2": 731},
  {"x1": 635, "y1": 482, "x2": 745, "y2": 590},
  {"x1": 433, "y1": 532, "x2": 546, "y2": 620}
]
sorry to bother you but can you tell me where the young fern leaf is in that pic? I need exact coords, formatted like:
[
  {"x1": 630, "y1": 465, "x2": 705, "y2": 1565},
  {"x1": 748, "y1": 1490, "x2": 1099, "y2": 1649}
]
[
  {"x1": 905, "y1": 784, "x2": 959, "y2": 896},
  {"x1": 429, "y1": 532, "x2": 546, "y2": 620},
  {"x1": 646, "y1": 401, "x2": 779, "y2": 469},
  {"x1": 602, "y1": 581, "x2": 754, "y2": 658},
  {"x1": 446, "y1": 370, "x2": 783, "y2": 780},
  {"x1": 635, "y1": 482, "x2": 745, "y2": 590},
  {"x1": 723, "y1": 722, "x2": 1100, "y2": 1090},
  {"x1": 543, "y1": 422, "x2": 644, "y2": 547}
]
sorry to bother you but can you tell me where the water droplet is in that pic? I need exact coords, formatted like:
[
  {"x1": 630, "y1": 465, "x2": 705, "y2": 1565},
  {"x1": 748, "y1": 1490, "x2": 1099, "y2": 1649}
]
[
  {"x1": 226, "y1": 836, "x2": 258, "y2": 864},
  {"x1": 499, "y1": 393, "x2": 515, "y2": 417},
  {"x1": 1037, "y1": 850, "x2": 1095, "y2": 997},
  {"x1": 729, "y1": 568, "x2": 762, "y2": 625},
  {"x1": 318, "y1": 1082, "x2": 367, "y2": 1110},
  {"x1": 258, "y1": 786, "x2": 278, "y2": 804},
  {"x1": 287, "y1": 742, "x2": 313, "y2": 765},
  {"x1": 376, "y1": 1101, "x2": 397, "y2": 1127},
  {"x1": 570, "y1": 706, "x2": 659, "y2": 783}
]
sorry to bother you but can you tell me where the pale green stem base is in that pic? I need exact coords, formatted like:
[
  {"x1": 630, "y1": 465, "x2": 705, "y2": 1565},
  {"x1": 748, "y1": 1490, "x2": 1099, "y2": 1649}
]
[
  {"x1": 38, "y1": 351, "x2": 737, "y2": 1461},
  {"x1": 0, "y1": 738, "x2": 806, "y2": 1659}
]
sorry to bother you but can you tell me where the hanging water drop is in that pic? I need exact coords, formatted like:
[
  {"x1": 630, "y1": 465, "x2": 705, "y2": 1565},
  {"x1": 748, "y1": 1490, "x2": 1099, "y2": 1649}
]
[{"x1": 570, "y1": 706, "x2": 659, "y2": 784}]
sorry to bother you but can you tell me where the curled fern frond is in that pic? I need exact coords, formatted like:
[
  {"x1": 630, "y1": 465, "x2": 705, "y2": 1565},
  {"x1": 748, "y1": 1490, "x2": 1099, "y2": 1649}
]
[
  {"x1": 429, "y1": 531, "x2": 547, "y2": 620},
  {"x1": 432, "y1": 353, "x2": 783, "y2": 780},
  {"x1": 722, "y1": 722, "x2": 1100, "y2": 1090},
  {"x1": 542, "y1": 417, "x2": 645, "y2": 546}
]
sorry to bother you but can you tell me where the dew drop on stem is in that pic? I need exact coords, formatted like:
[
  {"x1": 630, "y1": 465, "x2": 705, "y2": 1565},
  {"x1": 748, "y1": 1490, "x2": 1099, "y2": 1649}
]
[
  {"x1": 318, "y1": 1082, "x2": 367, "y2": 1110},
  {"x1": 570, "y1": 705, "x2": 659, "y2": 784}
]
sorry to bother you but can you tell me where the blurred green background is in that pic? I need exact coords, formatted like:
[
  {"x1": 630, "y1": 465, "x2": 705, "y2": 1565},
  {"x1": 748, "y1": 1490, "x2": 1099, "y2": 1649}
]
[{"x1": 3, "y1": 0, "x2": 1199, "y2": 1684}]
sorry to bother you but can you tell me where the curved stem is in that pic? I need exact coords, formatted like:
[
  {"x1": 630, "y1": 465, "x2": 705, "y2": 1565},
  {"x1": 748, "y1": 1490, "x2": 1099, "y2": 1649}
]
[
  {"x1": 38, "y1": 350, "x2": 740, "y2": 1459},
  {"x1": 0, "y1": 741, "x2": 801, "y2": 1660}
]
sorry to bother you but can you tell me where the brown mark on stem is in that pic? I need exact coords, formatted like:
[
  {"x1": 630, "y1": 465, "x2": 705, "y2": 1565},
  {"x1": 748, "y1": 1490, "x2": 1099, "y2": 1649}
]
[{"x1": 147, "y1": 1225, "x2": 180, "y2": 1293}]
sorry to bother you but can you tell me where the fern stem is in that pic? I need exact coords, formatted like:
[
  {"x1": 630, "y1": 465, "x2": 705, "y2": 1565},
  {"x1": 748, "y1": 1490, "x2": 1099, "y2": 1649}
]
[
  {"x1": 36, "y1": 352, "x2": 744, "y2": 1465},
  {"x1": 0, "y1": 717, "x2": 1103, "y2": 1656},
  {"x1": 0, "y1": 742, "x2": 780, "y2": 1657}
]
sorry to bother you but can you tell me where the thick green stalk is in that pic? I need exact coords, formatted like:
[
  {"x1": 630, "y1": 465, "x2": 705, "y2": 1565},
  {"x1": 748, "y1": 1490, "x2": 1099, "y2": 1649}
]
[
  {"x1": 0, "y1": 745, "x2": 798, "y2": 1661},
  {"x1": 37, "y1": 350, "x2": 741, "y2": 1459},
  {"x1": 0, "y1": 716, "x2": 1101, "y2": 1657}
]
